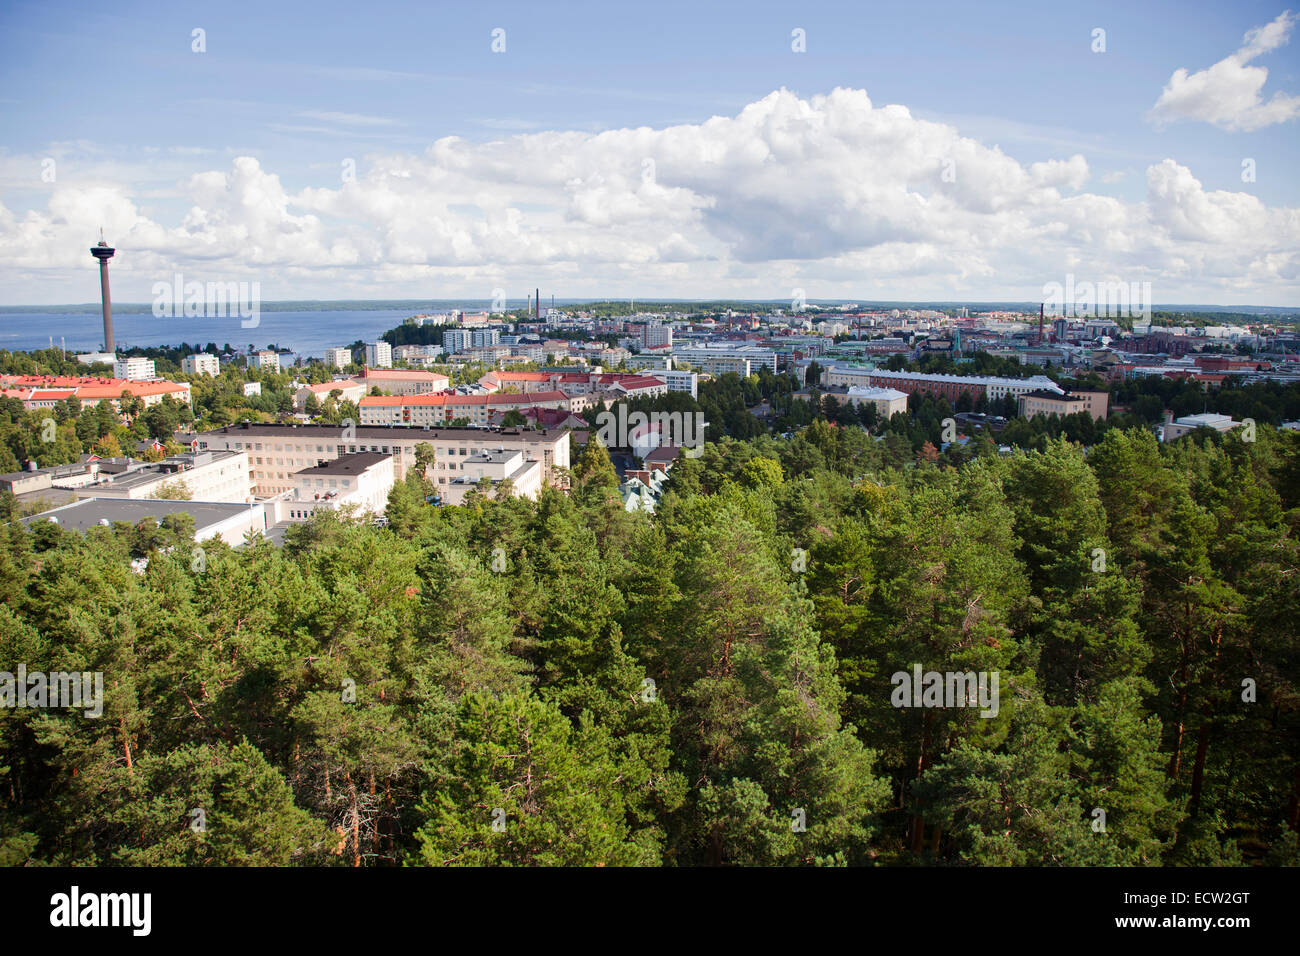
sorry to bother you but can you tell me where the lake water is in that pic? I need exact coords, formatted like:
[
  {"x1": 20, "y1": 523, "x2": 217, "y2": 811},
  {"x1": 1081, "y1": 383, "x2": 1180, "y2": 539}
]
[{"x1": 0, "y1": 309, "x2": 424, "y2": 363}]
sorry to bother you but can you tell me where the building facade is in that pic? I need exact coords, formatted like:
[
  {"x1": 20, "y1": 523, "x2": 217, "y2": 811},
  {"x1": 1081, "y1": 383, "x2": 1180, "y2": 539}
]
[
  {"x1": 191, "y1": 422, "x2": 571, "y2": 497},
  {"x1": 113, "y1": 357, "x2": 157, "y2": 380},
  {"x1": 182, "y1": 354, "x2": 220, "y2": 376},
  {"x1": 365, "y1": 342, "x2": 393, "y2": 368}
]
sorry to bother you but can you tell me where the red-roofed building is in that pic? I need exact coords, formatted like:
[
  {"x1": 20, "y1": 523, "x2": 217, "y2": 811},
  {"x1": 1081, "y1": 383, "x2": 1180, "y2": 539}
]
[
  {"x1": 0, "y1": 375, "x2": 191, "y2": 411},
  {"x1": 360, "y1": 389, "x2": 585, "y2": 426},
  {"x1": 359, "y1": 367, "x2": 450, "y2": 396}
]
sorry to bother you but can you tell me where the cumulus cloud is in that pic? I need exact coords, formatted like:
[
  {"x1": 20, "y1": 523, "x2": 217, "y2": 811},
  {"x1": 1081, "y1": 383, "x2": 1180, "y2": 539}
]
[
  {"x1": 1150, "y1": 11, "x2": 1300, "y2": 131},
  {"x1": 1, "y1": 87, "x2": 1298, "y2": 303}
]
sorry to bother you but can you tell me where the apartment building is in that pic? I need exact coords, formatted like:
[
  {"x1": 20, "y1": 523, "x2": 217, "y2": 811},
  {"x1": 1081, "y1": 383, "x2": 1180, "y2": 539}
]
[
  {"x1": 182, "y1": 354, "x2": 220, "y2": 376},
  {"x1": 323, "y1": 347, "x2": 353, "y2": 370},
  {"x1": 113, "y1": 357, "x2": 157, "y2": 381},
  {"x1": 365, "y1": 342, "x2": 393, "y2": 368},
  {"x1": 251, "y1": 350, "x2": 280, "y2": 372},
  {"x1": 358, "y1": 367, "x2": 451, "y2": 396},
  {"x1": 393, "y1": 344, "x2": 445, "y2": 364},
  {"x1": 360, "y1": 390, "x2": 577, "y2": 427},
  {"x1": 444, "y1": 328, "x2": 501, "y2": 353},
  {"x1": 293, "y1": 379, "x2": 366, "y2": 410},
  {"x1": 649, "y1": 369, "x2": 699, "y2": 398},
  {"x1": 286, "y1": 452, "x2": 395, "y2": 522},
  {"x1": 673, "y1": 344, "x2": 777, "y2": 374},
  {"x1": 0, "y1": 375, "x2": 191, "y2": 411},
  {"x1": 630, "y1": 320, "x2": 673, "y2": 349},
  {"x1": 191, "y1": 422, "x2": 571, "y2": 496}
]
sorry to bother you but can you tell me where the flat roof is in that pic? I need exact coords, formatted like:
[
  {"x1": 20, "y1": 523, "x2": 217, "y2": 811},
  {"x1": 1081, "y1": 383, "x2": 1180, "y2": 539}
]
[
  {"x1": 198, "y1": 423, "x2": 569, "y2": 442},
  {"x1": 294, "y1": 452, "x2": 391, "y2": 476},
  {"x1": 464, "y1": 449, "x2": 523, "y2": 463},
  {"x1": 21, "y1": 498, "x2": 256, "y2": 533}
]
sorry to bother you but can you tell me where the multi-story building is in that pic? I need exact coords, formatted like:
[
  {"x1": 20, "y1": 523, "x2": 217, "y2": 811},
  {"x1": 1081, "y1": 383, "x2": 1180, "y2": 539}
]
[
  {"x1": 365, "y1": 342, "x2": 393, "y2": 368},
  {"x1": 74, "y1": 450, "x2": 251, "y2": 502},
  {"x1": 251, "y1": 350, "x2": 280, "y2": 372},
  {"x1": 649, "y1": 369, "x2": 698, "y2": 398},
  {"x1": 1068, "y1": 389, "x2": 1109, "y2": 421},
  {"x1": 191, "y1": 422, "x2": 571, "y2": 497},
  {"x1": 630, "y1": 320, "x2": 673, "y2": 349},
  {"x1": 845, "y1": 385, "x2": 909, "y2": 419},
  {"x1": 613, "y1": 375, "x2": 670, "y2": 400},
  {"x1": 823, "y1": 365, "x2": 876, "y2": 388},
  {"x1": 443, "y1": 328, "x2": 502, "y2": 353},
  {"x1": 1017, "y1": 390, "x2": 1089, "y2": 420},
  {"x1": 0, "y1": 375, "x2": 191, "y2": 411},
  {"x1": 360, "y1": 390, "x2": 577, "y2": 427},
  {"x1": 182, "y1": 354, "x2": 220, "y2": 376},
  {"x1": 293, "y1": 379, "x2": 366, "y2": 410},
  {"x1": 358, "y1": 367, "x2": 451, "y2": 396},
  {"x1": 113, "y1": 357, "x2": 156, "y2": 381},
  {"x1": 286, "y1": 452, "x2": 395, "y2": 522},
  {"x1": 673, "y1": 344, "x2": 777, "y2": 375},
  {"x1": 323, "y1": 347, "x2": 353, "y2": 370},
  {"x1": 862, "y1": 369, "x2": 1063, "y2": 404},
  {"x1": 625, "y1": 353, "x2": 673, "y2": 371},
  {"x1": 393, "y1": 344, "x2": 444, "y2": 364},
  {"x1": 439, "y1": 448, "x2": 543, "y2": 506}
]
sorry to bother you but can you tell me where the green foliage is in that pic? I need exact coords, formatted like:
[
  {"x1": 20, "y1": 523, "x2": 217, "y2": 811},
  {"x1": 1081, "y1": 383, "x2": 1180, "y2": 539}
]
[{"x1": 2, "y1": 356, "x2": 1297, "y2": 866}]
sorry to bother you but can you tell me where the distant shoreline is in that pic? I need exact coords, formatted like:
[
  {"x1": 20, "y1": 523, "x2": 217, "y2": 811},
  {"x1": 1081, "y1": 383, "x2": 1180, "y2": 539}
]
[{"x1": 1, "y1": 300, "x2": 1296, "y2": 315}]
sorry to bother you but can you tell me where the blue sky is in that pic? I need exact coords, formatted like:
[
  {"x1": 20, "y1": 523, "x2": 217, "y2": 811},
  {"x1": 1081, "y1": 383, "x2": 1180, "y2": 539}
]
[{"x1": 1, "y1": 0, "x2": 1297, "y2": 304}]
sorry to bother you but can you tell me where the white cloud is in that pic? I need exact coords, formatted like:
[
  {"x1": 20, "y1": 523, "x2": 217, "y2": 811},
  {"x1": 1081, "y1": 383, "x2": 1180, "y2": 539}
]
[
  {"x1": 1150, "y1": 11, "x2": 1300, "y2": 132},
  {"x1": 1, "y1": 87, "x2": 1298, "y2": 303}
]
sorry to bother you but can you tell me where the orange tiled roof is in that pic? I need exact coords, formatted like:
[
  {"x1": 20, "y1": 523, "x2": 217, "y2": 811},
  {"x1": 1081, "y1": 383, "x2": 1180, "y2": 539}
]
[{"x1": 361, "y1": 390, "x2": 570, "y2": 407}]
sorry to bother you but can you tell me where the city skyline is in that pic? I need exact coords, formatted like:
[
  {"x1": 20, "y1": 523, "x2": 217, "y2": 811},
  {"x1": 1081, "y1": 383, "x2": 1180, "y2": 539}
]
[{"x1": 1, "y1": 1, "x2": 1298, "y2": 305}]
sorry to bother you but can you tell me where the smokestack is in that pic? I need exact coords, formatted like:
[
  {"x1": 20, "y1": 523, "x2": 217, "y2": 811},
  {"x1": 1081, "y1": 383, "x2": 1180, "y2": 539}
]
[
  {"x1": 1038, "y1": 302, "x2": 1044, "y2": 346},
  {"x1": 535, "y1": 288, "x2": 540, "y2": 319},
  {"x1": 90, "y1": 230, "x2": 116, "y2": 354}
]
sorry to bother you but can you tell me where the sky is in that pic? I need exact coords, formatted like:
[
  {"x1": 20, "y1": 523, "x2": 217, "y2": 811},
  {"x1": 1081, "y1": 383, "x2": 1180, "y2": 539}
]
[{"x1": 0, "y1": 0, "x2": 1297, "y2": 306}]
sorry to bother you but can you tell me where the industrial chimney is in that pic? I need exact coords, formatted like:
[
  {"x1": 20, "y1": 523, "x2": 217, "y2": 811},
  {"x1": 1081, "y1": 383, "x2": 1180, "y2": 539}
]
[{"x1": 90, "y1": 230, "x2": 116, "y2": 354}]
